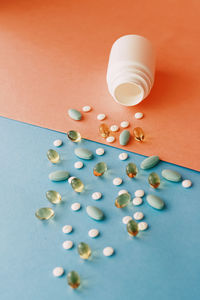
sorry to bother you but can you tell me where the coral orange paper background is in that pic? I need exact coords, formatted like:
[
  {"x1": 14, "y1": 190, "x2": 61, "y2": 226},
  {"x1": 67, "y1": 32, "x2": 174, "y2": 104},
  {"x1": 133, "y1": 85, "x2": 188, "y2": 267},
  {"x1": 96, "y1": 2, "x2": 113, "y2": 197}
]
[{"x1": 0, "y1": 0, "x2": 199, "y2": 170}]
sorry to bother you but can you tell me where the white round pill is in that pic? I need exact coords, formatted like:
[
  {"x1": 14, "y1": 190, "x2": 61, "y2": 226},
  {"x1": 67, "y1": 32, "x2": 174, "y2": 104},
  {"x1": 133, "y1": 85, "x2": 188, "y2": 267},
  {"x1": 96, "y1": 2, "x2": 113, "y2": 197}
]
[
  {"x1": 122, "y1": 216, "x2": 132, "y2": 224},
  {"x1": 52, "y1": 267, "x2": 64, "y2": 277},
  {"x1": 82, "y1": 105, "x2": 92, "y2": 112},
  {"x1": 133, "y1": 211, "x2": 144, "y2": 220},
  {"x1": 62, "y1": 225, "x2": 73, "y2": 234},
  {"x1": 138, "y1": 221, "x2": 148, "y2": 231},
  {"x1": 53, "y1": 139, "x2": 63, "y2": 147},
  {"x1": 88, "y1": 229, "x2": 99, "y2": 238},
  {"x1": 110, "y1": 125, "x2": 119, "y2": 132},
  {"x1": 103, "y1": 247, "x2": 114, "y2": 257},
  {"x1": 62, "y1": 240, "x2": 73, "y2": 250},
  {"x1": 120, "y1": 121, "x2": 129, "y2": 128},
  {"x1": 113, "y1": 177, "x2": 123, "y2": 186},
  {"x1": 182, "y1": 179, "x2": 192, "y2": 188},
  {"x1": 74, "y1": 161, "x2": 83, "y2": 169},
  {"x1": 68, "y1": 176, "x2": 75, "y2": 184},
  {"x1": 71, "y1": 202, "x2": 81, "y2": 211},
  {"x1": 135, "y1": 112, "x2": 144, "y2": 119},
  {"x1": 96, "y1": 148, "x2": 105, "y2": 155},
  {"x1": 106, "y1": 136, "x2": 115, "y2": 143},
  {"x1": 118, "y1": 189, "x2": 128, "y2": 196},
  {"x1": 97, "y1": 113, "x2": 106, "y2": 121},
  {"x1": 92, "y1": 192, "x2": 102, "y2": 200},
  {"x1": 119, "y1": 153, "x2": 128, "y2": 160},
  {"x1": 132, "y1": 197, "x2": 143, "y2": 206},
  {"x1": 135, "y1": 189, "x2": 145, "y2": 197}
]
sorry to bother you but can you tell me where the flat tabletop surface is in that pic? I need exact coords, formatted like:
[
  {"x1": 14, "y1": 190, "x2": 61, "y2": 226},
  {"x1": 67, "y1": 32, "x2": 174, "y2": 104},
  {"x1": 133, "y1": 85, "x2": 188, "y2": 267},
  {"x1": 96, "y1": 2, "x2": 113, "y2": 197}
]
[{"x1": 0, "y1": 116, "x2": 200, "y2": 300}]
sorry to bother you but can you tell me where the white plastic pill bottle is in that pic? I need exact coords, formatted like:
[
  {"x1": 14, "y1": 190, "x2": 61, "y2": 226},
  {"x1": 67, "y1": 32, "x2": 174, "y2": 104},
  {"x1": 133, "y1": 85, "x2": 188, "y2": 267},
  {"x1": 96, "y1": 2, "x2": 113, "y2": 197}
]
[{"x1": 106, "y1": 34, "x2": 155, "y2": 106}]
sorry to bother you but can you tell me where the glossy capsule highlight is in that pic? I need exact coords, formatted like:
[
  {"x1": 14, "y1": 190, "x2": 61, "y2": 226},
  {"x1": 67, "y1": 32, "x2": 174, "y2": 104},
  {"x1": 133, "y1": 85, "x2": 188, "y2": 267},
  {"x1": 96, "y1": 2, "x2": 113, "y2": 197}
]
[
  {"x1": 148, "y1": 172, "x2": 160, "y2": 188},
  {"x1": 67, "y1": 130, "x2": 81, "y2": 142},
  {"x1": 133, "y1": 127, "x2": 144, "y2": 141},
  {"x1": 93, "y1": 162, "x2": 107, "y2": 176},
  {"x1": 126, "y1": 163, "x2": 138, "y2": 178},
  {"x1": 71, "y1": 178, "x2": 84, "y2": 193},
  {"x1": 77, "y1": 242, "x2": 91, "y2": 259},
  {"x1": 46, "y1": 190, "x2": 62, "y2": 204},
  {"x1": 115, "y1": 193, "x2": 131, "y2": 208},
  {"x1": 127, "y1": 219, "x2": 139, "y2": 236},
  {"x1": 67, "y1": 271, "x2": 81, "y2": 289},
  {"x1": 47, "y1": 149, "x2": 60, "y2": 163},
  {"x1": 99, "y1": 123, "x2": 110, "y2": 138},
  {"x1": 35, "y1": 207, "x2": 54, "y2": 220}
]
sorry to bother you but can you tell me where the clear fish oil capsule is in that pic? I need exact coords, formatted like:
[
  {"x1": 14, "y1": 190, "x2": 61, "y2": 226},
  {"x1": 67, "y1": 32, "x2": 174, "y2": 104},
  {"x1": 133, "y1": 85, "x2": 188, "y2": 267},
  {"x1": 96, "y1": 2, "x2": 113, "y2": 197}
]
[
  {"x1": 93, "y1": 162, "x2": 107, "y2": 176},
  {"x1": 71, "y1": 177, "x2": 84, "y2": 193},
  {"x1": 133, "y1": 127, "x2": 144, "y2": 141},
  {"x1": 46, "y1": 190, "x2": 61, "y2": 204},
  {"x1": 47, "y1": 149, "x2": 60, "y2": 163},
  {"x1": 127, "y1": 219, "x2": 139, "y2": 236},
  {"x1": 99, "y1": 123, "x2": 110, "y2": 138},
  {"x1": 115, "y1": 192, "x2": 131, "y2": 208},
  {"x1": 67, "y1": 130, "x2": 81, "y2": 142},
  {"x1": 77, "y1": 242, "x2": 91, "y2": 259},
  {"x1": 126, "y1": 163, "x2": 138, "y2": 178},
  {"x1": 35, "y1": 207, "x2": 54, "y2": 220},
  {"x1": 67, "y1": 271, "x2": 80, "y2": 289},
  {"x1": 148, "y1": 172, "x2": 160, "y2": 188}
]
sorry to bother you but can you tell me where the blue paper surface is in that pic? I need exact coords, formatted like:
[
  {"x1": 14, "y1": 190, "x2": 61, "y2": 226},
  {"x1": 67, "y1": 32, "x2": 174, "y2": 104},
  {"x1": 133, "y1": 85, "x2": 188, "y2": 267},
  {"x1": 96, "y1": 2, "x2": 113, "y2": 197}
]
[{"x1": 0, "y1": 117, "x2": 200, "y2": 300}]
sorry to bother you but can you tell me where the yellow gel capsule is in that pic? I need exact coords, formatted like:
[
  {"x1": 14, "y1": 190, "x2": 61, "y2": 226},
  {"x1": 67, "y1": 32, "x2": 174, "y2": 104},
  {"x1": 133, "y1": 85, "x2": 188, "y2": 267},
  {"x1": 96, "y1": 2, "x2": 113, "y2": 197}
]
[
  {"x1": 67, "y1": 271, "x2": 80, "y2": 289},
  {"x1": 67, "y1": 130, "x2": 81, "y2": 142},
  {"x1": 127, "y1": 219, "x2": 139, "y2": 236},
  {"x1": 99, "y1": 123, "x2": 110, "y2": 138},
  {"x1": 35, "y1": 207, "x2": 54, "y2": 220},
  {"x1": 71, "y1": 177, "x2": 84, "y2": 193},
  {"x1": 148, "y1": 172, "x2": 160, "y2": 188},
  {"x1": 46, "y1": 190, "x2": 61, "y2": 204},
  {"x1": 126, "y1": 163, "x2": 138, "y2": 178},
  {"x1": 47, "y1": 149, "x2": 60, "y2": 163},
  {"x1": 133, "y1": 127, "x2": 144, "y2": 141},
  {"x1": 77, "y1": 242, "x2": 91, "y2": 259},
  {"x1": 93, "y1": 162, "x2": 107, "y2": 176}
]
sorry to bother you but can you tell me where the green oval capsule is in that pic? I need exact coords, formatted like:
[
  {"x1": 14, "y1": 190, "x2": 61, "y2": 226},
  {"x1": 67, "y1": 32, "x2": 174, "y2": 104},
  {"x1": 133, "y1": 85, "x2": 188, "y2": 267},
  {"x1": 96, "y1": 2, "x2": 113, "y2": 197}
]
[
  {"x1": 119, "y1": 130, "x2": 130, "y2": 146},
  {"x1": 146, "y1": 194, "x2": 165, "y2": 210},
  {"x1": 161, "y1": 169, "x2": 182, "y2": 182},
  {"x1": 86, "y1": 206, "x2": 104, "y2": 220},
  {"x1": 74, "y1": 147, "x2": 93, "y2": 160},
  {"x1": 49, "y1": 170, "x2": 69, "y2": 181},
  {"x1": 68, "y1": 109, "x2": 82, "y2": 121},
  {"x1": 140, "y1": 155, "x2": 160, "y2": 170}
]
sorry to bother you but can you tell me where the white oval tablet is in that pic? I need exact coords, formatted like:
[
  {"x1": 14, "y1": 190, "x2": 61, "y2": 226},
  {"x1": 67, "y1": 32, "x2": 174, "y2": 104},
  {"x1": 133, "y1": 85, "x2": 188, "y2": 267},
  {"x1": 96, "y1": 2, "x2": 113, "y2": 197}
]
[
  {"x1": 119, "y1": 153, "x2": 128, "y2": 160},
  {"x1": 135, "y1": 189, "x2": 145, "y2": 197},
  {"x1": 110, "y1": 125, "x2": 119, "y2": 132},
  {"x1": 96, "y1": 148, "x2": 105, "y2": 155},
  {"x1": 74, "y1": 161, "x2": 83, "y2": 169},
  {"x1": 71, "y1": 202, "x2": 81, "y2": 211},
  {"x1": 122, "y1": 216, "x2": 132, "y2": 224},
  {"x1": 62, "y1": 240, "x2": 73, "y2": 250},
  {"x1": 182, "y1": 179, "x2": 192, "y2": 188},
  {"x1": 138, "y1": 221, "x2": 148, "y2": 231},
  {"x1": 103, "y1": 247, "x2": 114, "y2": 257},
  {"x1": 82, "y1": 105, "x2": 92, "y2": 112},
  {"x1": 132, "y1": 197, "x2": 143, "y2": 206},
  {"x1": 62, "y1": 225, "x2": 73, "y2": 234},
  {"x1": 118, "y1": 189, "x2": 128, "y2": 196},
  {"x1": 68, "y1": 176, "x2": 75, "y2": 184},
  {"x1": 135, "y1": 112, "x2": 144, "y2": 119},
  {"x1": 106, "y1": 136, "x2": 115, "y2": 143},
  {"x1": 120, "y1": 121, "x2": 129, "y2": 128},
  {"x1": 113, "y1": 177, "x2": 122, "y2": 186},
  {"x1": 53, "y1": 139, "x2": 63, "y2": 147},
  {"x1": 88, "y1": 229, "x2": 99, "y2": 238},
  {"x1": 52, "y1": 267, "x2": 64, "y2": 277},
  {"x1": 133, "y1": 211, "x2": 144, "y2": 220},
  {"x1": 97, "y1": 113, "x2": 106, "y2": 121},
  {"x1": 92, "y1": 192, "x2": 102, "y2": 200}
]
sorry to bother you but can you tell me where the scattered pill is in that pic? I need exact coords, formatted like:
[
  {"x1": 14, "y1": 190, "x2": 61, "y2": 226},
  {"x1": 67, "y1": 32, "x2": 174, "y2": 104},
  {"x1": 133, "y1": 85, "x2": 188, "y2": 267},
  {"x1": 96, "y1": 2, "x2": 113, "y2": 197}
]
[
  {"x1": 77, "y1": 242, "x2": 91, "y2": 259},
  {"x1": 97, "y1": 113, "x2": 106, "y2": 121},
  {"x1": 88, "y1": 229, "x2": 99, "y2": 238},
  {"x1": 74, "y1": 147, "x2": 93, "y2": 160},
  {"x1": 86, "y1": 206, "x2": 104, "y2": 220},
  {"x1": 113, "y1": 177, "x2": 123, "y2": 186},
  {"x1": 140, "y1": 155, "x2": 160, "y2": 170},
  {"x1": 62, "y1": 240, "x2": 73, "y2": 250},
  {"x1": 127, "y1": 219, "x2": 139, "y2": 236},
  {"x1": 138, "y1": 221, "x2": 148, "y2": 231},
  {"x1": 133, "y1": 127, "x2": 144, "y2": 141},
  {"x1": 103, "y1": 247, "x2": 114, "y2": 257},
  {"x1": 99, "y1": 123, "x2": 110, "y2": 138},
  {"x1": 74, "y1": 161, "x2": 83, "y2": 169},
  {"x1": 49, "y1": 170, "x2": 69, "y2": 182},
  {"x1": 132, "y1": 197, "x2": 143, "y2": 206},
  {"x1": 93, "y1": 162, "x2": 107, "y2": 176},
  {"x1": 133, "y1": 211, "x2": 144, "y2": 220},
  {"x1": 68, "y1": 176, "x2": 76, "y2": 184},
  {"x1": 135, "y1": 112, "x2": 144, "y2": 119},
  {"x1": 52, "y1": 267, "x2": 64, "y2": 277},
  {"x1": 118, "y1": 189, "x2": 128, "y2": 195},
  {"x1": 106, "y1": 136, "x2": 115, "y2": 143},
  {"x1": 120, "y1": 121, "x2": 129, "y2": 128},
  {"x1": 47, "y1": 149, "x2": 60, "y2": 163},
  {"x1": 148, "y1": 172, "x2": 160, "y2": 188},
  {"x1": 110, "y1": 125, "x2": 119, "y2": 132},
  {"x1": 53, "y1": 139, "x2": 63, "y2": 147},
  {"x1": 46, "y1": 190, "x2": 62, "y2": 204},
  {"x1": 68, "y1": 108, "x2": 82, "y2": 121},
  {"x1": 119, "y1": 152, "x2": 128, "y2": 160},
  {"x1": 62, "y1": 225, "x2": 73, "y2": 234},
  {"x1": 161, "y1": 169, "x2": 182, "y2": 182},
  {"x1": 71, "y1": 177, "x2": 84, "y2": 192},
  {"x1": 126, "y1": 162, "x2": 138, "y2": 178},
  {"x1": 115, "y1": 193, "x2": 131, "y2": 208},
  {"x1": 119, "y1": 130, "x2": 130, "y2": 146},
  {"x1": 135, "y1": 190, "x2": 144, "y2": 197},
  {"x1": 146, "y1": 194, "x2": 165, "y2": 210},
  {"x1": 96, "y1": 148, "x2": 105, "y2": 155},
  {"x1": 35, "y1": 207, "x2": 55, "y2": 220},
  {"x1": 122, "y1": 216, "x2": 132, "y2": 224},
  {"x1": 182, "y1": 179, "x2": 192, "y2": 188},
  {"x1": 92, "y1": 192, "x2": 102, "y2": 200},
  {"x1": 67, "y1": 130, "x2": 81, "y2": 142},
  {"x1": 82, "y1": 105, "x2": 91, "y2": 112},
  {"x1": 71, "y1": 203, "x2": 81, "y2": 211},
  {"x1": 67, "y1": 271, "x2": 80, "y2": 289}
]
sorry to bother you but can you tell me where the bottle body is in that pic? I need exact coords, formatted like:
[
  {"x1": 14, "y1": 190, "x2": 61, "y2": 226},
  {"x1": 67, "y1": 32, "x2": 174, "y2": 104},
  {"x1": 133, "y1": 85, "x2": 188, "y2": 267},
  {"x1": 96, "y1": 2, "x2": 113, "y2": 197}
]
[{"x1": 106, "y1": 35, "x2": 155, "y2": 106}]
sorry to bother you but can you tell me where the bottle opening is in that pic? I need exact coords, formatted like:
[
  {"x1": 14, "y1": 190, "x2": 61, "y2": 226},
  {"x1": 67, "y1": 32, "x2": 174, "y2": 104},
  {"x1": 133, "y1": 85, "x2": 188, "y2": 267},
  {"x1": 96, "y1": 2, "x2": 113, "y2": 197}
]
[{"x1": 114, "y1": 82, "x2": 144, "y2": 106}]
